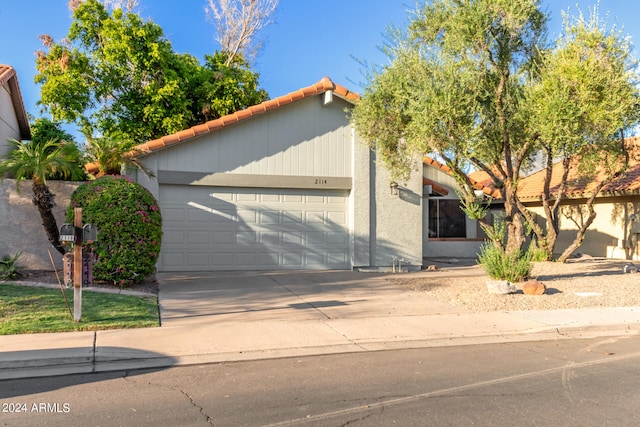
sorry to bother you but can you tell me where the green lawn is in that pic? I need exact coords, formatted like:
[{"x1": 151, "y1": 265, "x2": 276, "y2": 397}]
[{"x1": 0, "y1": 283, "x2": 159, "y2": 335}]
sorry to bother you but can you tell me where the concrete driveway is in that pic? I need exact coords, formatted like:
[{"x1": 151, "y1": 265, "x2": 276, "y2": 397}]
[{"x1": 157, "y1": 270, "x2": 464, "y2": 327}]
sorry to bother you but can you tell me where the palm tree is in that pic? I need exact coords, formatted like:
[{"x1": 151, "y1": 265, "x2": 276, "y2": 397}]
[
  {"x1": 84, "y1": 136, "x2": 154, "y2": 178},
  {"x1": 0, "y1": 138, "x2": 84, "y2": 255}
]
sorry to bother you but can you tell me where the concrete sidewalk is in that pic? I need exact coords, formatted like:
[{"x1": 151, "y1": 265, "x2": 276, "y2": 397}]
[{"x1": 1, "y1": 268, "x2": 639, "y2": 380}]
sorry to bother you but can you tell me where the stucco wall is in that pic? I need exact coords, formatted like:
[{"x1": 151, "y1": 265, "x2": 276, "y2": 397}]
[
  {"x1": 525, "y1": 196, "x2": 640, "y2": 260},
  {"x1": 369, "y1": 155, "x2": 424, "y2": 270},
  {"x1": 0, "y1": 179, "x2": 81, "y2": 270}
]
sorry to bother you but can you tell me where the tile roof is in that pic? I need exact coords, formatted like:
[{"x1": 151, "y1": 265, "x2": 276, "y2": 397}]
[
  {"x1": 518, "y1": 137, "x2": 640, "y2": 201},
  {"x1": 0, "y1": 64, "x2": 31, "y2": 140},
  {"x1": 423, "y1": 156, "x2": 502, "y2": 199},
  {"x1": 85, "y1": 77, "x2": 360, "y2": 174}
]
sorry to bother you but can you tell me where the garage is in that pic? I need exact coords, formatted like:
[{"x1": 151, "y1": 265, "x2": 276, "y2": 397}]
[
  {"x1": 108, "y1": 78, "x2": 424, "y2": 272},
  {"x1": 159, "y1": 185, "x2": 350, "y2": 271}
]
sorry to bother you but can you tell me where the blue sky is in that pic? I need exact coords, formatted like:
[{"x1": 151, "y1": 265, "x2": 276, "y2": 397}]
[{"x1": 1, "y1": 0, "x2": 639, "y2": 141}]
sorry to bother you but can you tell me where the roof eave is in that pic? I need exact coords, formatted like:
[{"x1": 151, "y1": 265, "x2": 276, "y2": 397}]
[
  {"x1": 86, "y1": 77, "x2": 358, "y2": 174},
  {"x1": 1, "y1": 66, "x2": 31, "y2": 140}
]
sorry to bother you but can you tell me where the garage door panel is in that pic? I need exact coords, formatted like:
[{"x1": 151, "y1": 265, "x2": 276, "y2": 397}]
[
  {"x1": 260, "y1": 232, "x2": 280, "y2": 245},
  {"x1": 237, "y1": 210, "x2": 257, "y2": 223},
  {"x1": 327, "y1": 233, "x2": 348, "y2": 246},
  {"x1": 163, "y1": 207, "x2": 186, "y2": 222},
  {"x1": 305, "y1": 252, "x2": 325, "y2": 266},
  {"x1": 236, "y1": 252, "x2": 257, "y2": 266},
  {"x1": 327, "y1": 211, "x2": 347, "y2": 225},
  {"x1": 187, "y1": 252, "x2": 210, "y2": 267},
  {"x1": 211, "y1": 252, "x2": 233, "y2": 266},
  {"x1": 283, "y1": 211, "x2": 303, "y2": 223},
  {"x1": 211, "y1": 231, "x2": 234, "y2": 244},
  {"x1": 328, "y1": 252, "x2": 349, "y2": 265},
  {"x1": 187, "y1": 230, "x2": 210, "y2": 244},
  {"x1": 283, "y1": 232, "x2": 303, "y2": 245},
  {"x1": 284, "y1": 194, "x2": 303, "y2": 203},
  {"x1": 305, "y1": 232, "x2": 325, "y2": 245},
  {"x1": 161, "y1": 251, "x2": 185, "y2": 267},
  {"x1": 283, "y1": 252, "x2": 303, "y2": 266},
  {"x1": 159, "y1": 185, "x2": 350, "y2": 271},
  {"x1": 236, "y1": 231, "x2": 257, "y2": 244},
  {"x1": 258, "y1": 252, "x2": 279, "y2": 266}
]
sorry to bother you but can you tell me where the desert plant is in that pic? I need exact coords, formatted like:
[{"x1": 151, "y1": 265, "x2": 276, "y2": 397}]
[
  {"x1": 0, "y1": 139, "x2": 85, "y2": 255},
  {"x1": 66, "y1": 176, "x2": 162, "y2": 287},
  {"x1": 529, "y1": 244, "x2": 551, "y2": 262},
  {"x1": 477, "y1": 244, "x2": 532, "y2": 282},
  {"x1": 0, "y1": 252, "x2": 23, "y2": 280}
]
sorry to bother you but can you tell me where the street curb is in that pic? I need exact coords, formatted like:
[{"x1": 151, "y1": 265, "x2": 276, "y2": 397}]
[{"x1": 1, "y1": 323, "x2": 638, "y2": 381}]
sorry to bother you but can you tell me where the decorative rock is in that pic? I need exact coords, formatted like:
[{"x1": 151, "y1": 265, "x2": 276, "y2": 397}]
[
  {"x1": 426, "y1": 264, "x2": 439, "y2": 271},
  {"x1": 486, "y1": 280, "x2": 517, "y2": 295},
  {"x1": 523, "y1": 279, "x2": 547, "y2": 295},
  {"x1": 623, "y1": 264, "x2": 638, "y2": 274}
]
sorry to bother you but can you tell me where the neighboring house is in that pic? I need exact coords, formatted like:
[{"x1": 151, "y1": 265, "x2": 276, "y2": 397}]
[
  {"x1": 518, "y1": 137, "x2": 640, "y2": 260},
  {"x1": 0, "y1": 65, "x2": 31, "y2": 156},
  {"x1": 86, "y1": 77, "x2": 495, "y2": 272},
  {"x1": 0, "y1": 65, "x2": 76, "y2": 270}
]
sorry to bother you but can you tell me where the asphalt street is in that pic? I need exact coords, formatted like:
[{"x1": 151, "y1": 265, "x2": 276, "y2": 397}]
[{"x1": 2, "y1": 335, "x2": 639, "y2": 426}]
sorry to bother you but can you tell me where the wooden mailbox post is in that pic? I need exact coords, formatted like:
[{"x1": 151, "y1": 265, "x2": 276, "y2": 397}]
[{"x1": 60, "y1": 208, "x2": 97, "y2": 323}]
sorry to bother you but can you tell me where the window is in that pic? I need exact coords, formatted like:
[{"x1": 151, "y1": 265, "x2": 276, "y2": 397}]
[{"x1": 428, "y1": 199, "x2": 466, "y2": 238}]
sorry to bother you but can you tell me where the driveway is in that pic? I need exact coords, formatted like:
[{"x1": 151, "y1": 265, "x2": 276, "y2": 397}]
[{"x1": 157, "y1": 270, "x2": 464, "y2": 327}]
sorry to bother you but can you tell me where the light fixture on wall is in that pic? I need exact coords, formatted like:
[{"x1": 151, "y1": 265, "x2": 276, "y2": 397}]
[{"x1": 390, "y1": 181, "x2": 399, "y2": 196}]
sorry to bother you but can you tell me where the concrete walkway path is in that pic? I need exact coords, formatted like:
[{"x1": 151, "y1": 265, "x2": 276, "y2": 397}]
[{"x1": 1, "y1": 268, "x2": 639, "y2": 380}]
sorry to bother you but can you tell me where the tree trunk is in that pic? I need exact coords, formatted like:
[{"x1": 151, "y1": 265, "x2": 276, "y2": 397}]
[
  {"x1": 32, "y1": 182, "x2": 66, "y2": 256},
  {"x1": 503, "y1": 179, "x2": 526, "y2": 254},
  {"x1": 556, "y1": 183, "x2": 603, "y2": 263}
]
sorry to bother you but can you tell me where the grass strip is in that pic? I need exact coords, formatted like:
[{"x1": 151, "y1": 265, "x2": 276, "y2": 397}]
[{"x1": 0, "y1": 283, "x2": 159, "y2": 335}]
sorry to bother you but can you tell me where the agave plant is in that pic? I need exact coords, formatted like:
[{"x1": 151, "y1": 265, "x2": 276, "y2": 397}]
[{"x1": 0, "y1": 252, "x2": 23, "y2": 280}]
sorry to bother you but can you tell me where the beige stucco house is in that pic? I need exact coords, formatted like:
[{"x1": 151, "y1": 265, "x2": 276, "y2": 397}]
[{"x1": 519, "y1": 139, "x2": 640, "y2": 261}]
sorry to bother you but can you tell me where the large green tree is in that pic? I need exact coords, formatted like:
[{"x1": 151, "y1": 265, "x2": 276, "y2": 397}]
[
  {"x1": 521, "y1": 10, "x2": 638, "y2": 261},
  {"x1": 35, "y1": 0, "x2": 268, "y2": 143},
  {"x1": 352, "y1": 0, "x2": 639, "y2": 258}
]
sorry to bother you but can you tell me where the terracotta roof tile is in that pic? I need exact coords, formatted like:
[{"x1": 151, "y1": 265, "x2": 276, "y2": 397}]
[
  {"x1": 518, "y1": 137, "x2": 640, "y2": 201},
  {"x1": 0, "y1": 64, "x2": 15, "y2": 86},
  {"x1": 423, "y1": 156, "x2": 502, "y2": 199},
  {"x1": 85, "y1": 77, "x2": 360, "y2": 174},
  {"x1": 192, "y1": 123, "x2": 209, "y2": 136},
  {"x1": 423, "y1": 178, "x2": 449, "y2": 196}
]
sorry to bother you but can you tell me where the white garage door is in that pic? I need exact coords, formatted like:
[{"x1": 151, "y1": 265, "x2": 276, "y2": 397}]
[{"x1": 158, "y1": 185, "x2": 351, "y2": 271}]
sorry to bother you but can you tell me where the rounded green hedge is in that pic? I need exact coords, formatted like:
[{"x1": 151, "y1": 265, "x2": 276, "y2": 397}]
[{"x1": 66, "y1": 176, "x2": 162, "y2": 287}]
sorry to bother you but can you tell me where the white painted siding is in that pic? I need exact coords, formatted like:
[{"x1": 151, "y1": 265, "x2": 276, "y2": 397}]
[
  {"x1": 147, "y1": 98, "x2": 353, "y2": 178},
  {"x1": 0, "y1": 82, "x2": 21, "y2": 158}
]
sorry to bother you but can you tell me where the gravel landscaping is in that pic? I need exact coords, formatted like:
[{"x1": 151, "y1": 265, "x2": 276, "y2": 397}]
[{"x1": 391, "y1": 257, "x2": 640, "y2": 312}]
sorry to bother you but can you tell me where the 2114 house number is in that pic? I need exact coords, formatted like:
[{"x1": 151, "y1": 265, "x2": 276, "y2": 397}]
[{"x1": 314, "y1": 178, "x2": 328, "y2": 185}]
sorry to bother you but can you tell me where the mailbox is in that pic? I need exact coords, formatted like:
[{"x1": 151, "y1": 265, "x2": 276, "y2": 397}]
[
  {"x1": 83, "y1": 224, "x2": 98, "y2": 243},
  {"x1": 60, "y1": 223, "x2": 75, "y2": 243}
]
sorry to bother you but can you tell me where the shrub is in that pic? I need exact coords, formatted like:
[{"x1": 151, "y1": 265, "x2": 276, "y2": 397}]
[
  {"x1": 477, "y1": 244, "x2": 532, "y2": 282},
  {"x1": 66, "y1": 176, "x2": 162, "y2": 287},
  {"x1": 0, "y1": 252, "x2": 22, "y2": 280}
]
